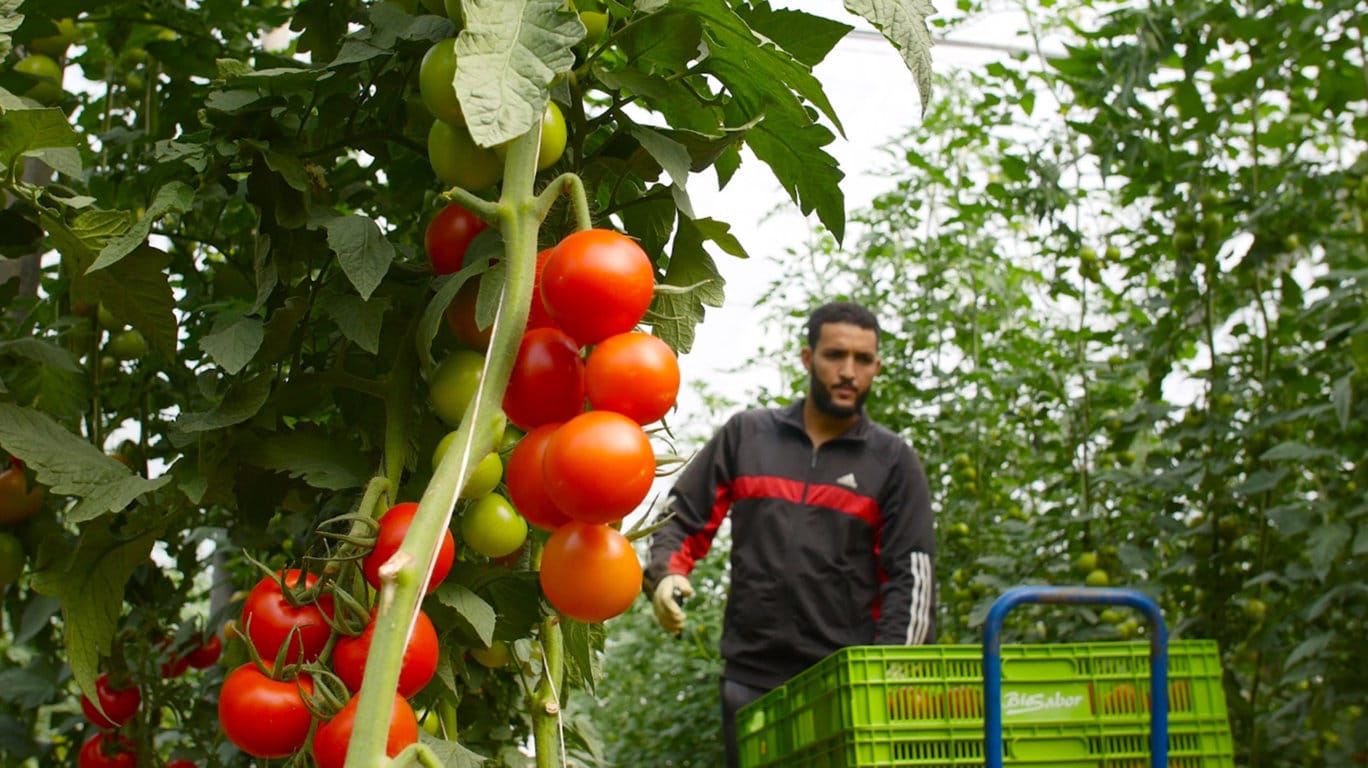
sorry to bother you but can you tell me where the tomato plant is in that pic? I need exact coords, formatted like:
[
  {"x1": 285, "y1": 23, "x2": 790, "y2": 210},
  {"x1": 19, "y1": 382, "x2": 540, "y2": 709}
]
[
  {"x1": 541, "y1": 229, "x2": 655, "y2": 346},
  {"x1": 77, "y1": 732, "x2": 136, "y2": 768},
  {"x1": 240, "y1": 570, "x2": 335, "y2": 665},
  {"x1": 429, "y1": 349, "x2": 485, "y2": 427},
  {"x1": 460, "y1": 492, "x2": 529, "y2": 558},
  {"x1": 504, "y1": 423, "x2": 572, "y2": 532},
  {"x1": 363, "y1": 502, "x2": 455, "y2": 594},
  {"x1": 425, "y1": 203, "x2": 488, "y2": 275},
  {"x1": 542, "y1": 410, "x2": 655, "y2": 524},
  {"x1": 539, "y1": 521, "x2": 642, "y2": 623},
  {"x1": 585, "y1": 331, "x2": 680, "y2": 425},
  {"x1": 333, "y1": 608, "x2": 439, "y2": 698},
  {"x1": 312, "y1": 692, "x2": 419, "y2": 768},
  {"x1": 185, "y1": 632, "x2": 222, "y2": 669},
  {"x1": 502, "y1": 327, "x2": 585, "y2": 430},
  {"x1": 218, "y1": 664, "x2": 315, "y2": 759},
  {"x1": 0, "y1": 460, "x2": 43, "y2": 524}
]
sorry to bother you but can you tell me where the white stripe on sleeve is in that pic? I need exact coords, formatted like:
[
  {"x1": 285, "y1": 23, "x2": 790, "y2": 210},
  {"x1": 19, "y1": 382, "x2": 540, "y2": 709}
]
[{"x1": 904, "y1": 551, "x2": 934, "y2": 645}]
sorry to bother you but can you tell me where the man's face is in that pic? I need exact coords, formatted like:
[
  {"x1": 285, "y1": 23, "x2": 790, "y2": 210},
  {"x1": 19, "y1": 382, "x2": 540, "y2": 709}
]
[{"x1": 802, "y1": 322, "x2": 881, "y2": 418}]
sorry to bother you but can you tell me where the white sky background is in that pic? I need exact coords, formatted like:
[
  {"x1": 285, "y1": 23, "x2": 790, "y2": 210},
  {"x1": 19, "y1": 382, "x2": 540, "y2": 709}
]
[{"x1": 671, "y1": 3, "x2": 1047, "y2": 433}]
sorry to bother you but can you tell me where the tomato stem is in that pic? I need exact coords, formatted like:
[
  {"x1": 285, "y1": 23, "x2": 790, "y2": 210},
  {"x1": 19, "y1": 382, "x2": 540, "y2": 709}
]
[{"x1": 533, "y1": 172, "x2": 592, "y2": 232}]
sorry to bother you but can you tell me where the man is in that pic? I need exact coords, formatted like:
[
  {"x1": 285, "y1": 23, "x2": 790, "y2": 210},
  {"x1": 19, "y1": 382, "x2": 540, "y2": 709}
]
[{"x1": 644, "y1": 301, "x2": 936, "y2": 768}]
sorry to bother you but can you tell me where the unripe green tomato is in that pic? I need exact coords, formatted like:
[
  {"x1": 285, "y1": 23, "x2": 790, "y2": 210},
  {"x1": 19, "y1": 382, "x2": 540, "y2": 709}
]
[
  {"x1": 419, "y1": 38, "x2": 463, "y2": 125},
  {"x1": 0, "y1": 532, "x2": 25, "y2": 588},
  {"x1": 493, "y1": 101, "x2": 567, "y2": 171},
  {"x1": 99, "y1": 355, "x2": 119, "y2": 375},
  {"x1": 432, "y1": 435, "x2": 503, "y2": 499},
  {"x1": 427, "y1": 120, "x2": 503, "y2": 191},
  {"x1": 1075, "y1": 551, "x2": 1099, "y2": 573},
  {"x1": 469, "y1": 640, "x2": 512, "y2": 668},
  {"x1": 106, "y1": 329, "x2": 148, "y2": 360},
  {"x1": 97, "y1": 304, "x2": 119, "y2": 329},
  {"x1": 429, "y1": 350, "x2": 484, "y2": 427},
  {"x1": 14, "y1": 54, "x2": 63, "y2": 105},
  {"x1": 1242, "y1": 598, "x2": 1267, "y2": 623},
  {"x1": 460, "y1": 492, "x2": 527, "y2": 558},
  {"x1": 1084, "y1": 568, "x2": 1110, "y2": 588},
  {"x1": 443, "y1": 0, "x2": 465, "y2": 23}
]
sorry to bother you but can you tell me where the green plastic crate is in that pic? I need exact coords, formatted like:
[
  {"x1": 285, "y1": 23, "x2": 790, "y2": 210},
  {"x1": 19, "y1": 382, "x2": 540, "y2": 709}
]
[
  {"x1": 737, "y1": 642, "x2": 1233, "y2": 768},
  {"x1": 754, "y1": 718, "x2": 1234, "y2": 768}
]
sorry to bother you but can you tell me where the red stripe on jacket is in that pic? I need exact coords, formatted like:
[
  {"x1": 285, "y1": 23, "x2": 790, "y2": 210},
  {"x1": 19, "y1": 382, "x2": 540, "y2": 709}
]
[{"x1": 669, "y1": 483, "x2": 732, "y2": 575}]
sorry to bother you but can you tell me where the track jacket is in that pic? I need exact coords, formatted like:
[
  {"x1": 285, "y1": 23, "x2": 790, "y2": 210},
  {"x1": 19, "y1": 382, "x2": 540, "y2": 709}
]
[{"x1": 646, "y1": 399, "x2": 935, "y2": 690}]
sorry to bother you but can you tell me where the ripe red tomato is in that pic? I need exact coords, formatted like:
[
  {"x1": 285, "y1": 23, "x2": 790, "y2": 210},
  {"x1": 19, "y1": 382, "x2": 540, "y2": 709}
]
[
  {"x1": 539, "y1": 521, "x2": 642, "y2": 623},
  {"x1": 165, "y1": 761, "x2": 196, "y2": 768},
  {"x1": 80, "y1": 673, "x2": 140, "y2": 730},
  {"x1": 585, "y1": 331, "x2": 680, "y2": 425},
  {"x1": 159, "y1": 637, "x2": 191, "y2": 678},
  {"x1": 362, "y1": 502, "x2": 455, "y2": 594},
  {"x1": 504, "y1": 424, "x2": 572, "y2": 532},
  {"x1": 502, "y1": 328, "x2": 585, "y2": 430},
  {"x1": 78, "y1": 732, "x2": 136, "y2": 768},
  {"x1": 312, "y1": 692, "x2": 419, "y2": 768},
  {"x1": 240, "y1": 569, "x2": 335, "y2": 665},
  {"x1": 186, "y1": 632, "x2": 223, "y2": 669},
  {"x1": 0, "y1": 459, "x2": 44, "y2": 524},
  {"x1": 332, "y1": 608, "x2": 439, "y2": 698},
  {"x1": 542, "y1": 411, "x2": 654, "y2": 524},
  {"x1": 218, "y1": 663, "x2": 315, "y2": 759},
  {"x1": 541, "y1": 229, "x2": 654, "y2": 346},
  {"x1": 425, "y1": 203, "x2": 488, "y2": 275}
]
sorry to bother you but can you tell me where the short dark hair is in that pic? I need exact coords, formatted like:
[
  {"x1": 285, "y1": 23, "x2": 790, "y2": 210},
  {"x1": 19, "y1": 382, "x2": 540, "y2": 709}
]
[{"x1": 806, "y1": 301, "x2": 880, "y2": 349}]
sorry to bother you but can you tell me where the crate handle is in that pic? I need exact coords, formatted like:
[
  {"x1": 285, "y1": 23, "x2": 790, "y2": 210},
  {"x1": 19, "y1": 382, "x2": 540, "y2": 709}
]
[{"x1": 981, "y1": 585, "x2": 1169, "y2": 768}]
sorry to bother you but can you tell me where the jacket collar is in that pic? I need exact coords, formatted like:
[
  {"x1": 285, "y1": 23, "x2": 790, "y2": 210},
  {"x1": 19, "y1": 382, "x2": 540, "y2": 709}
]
[{"x1": 778, "y1": 398, "x2": 871, "y2": 443}]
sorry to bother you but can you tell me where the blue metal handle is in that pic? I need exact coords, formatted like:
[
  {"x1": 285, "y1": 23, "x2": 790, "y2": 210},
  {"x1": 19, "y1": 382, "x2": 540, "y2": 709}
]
[{"x1": 982, "y1": 586, "x2": 1169, "y2": 768}]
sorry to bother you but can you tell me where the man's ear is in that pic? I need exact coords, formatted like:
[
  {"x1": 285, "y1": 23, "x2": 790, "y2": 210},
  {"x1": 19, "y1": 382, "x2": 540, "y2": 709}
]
[{"x1": 801, "y1": 346, "x2": 812, "y2": 372}]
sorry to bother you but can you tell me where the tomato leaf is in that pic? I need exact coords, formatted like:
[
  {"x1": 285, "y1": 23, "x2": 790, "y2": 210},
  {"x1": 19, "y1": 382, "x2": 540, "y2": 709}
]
[
  {"x1": 319, "y1": 292, "x2": 388, "y2": 355},
  {"x1": 431, "y1": 582, "x2": 496, "y2": 648},
  {"x1": 417, "y1": 732, "x2": 488, "y2": 767},
  {"x1": 29, "y1": 515, "x2": 162, "y2": 724},
  {"x1": 0, "y1": 403, "x2": 171, "y2": 522},
  {"x1": 0, "y1": 338, "x2": 80, "y2": 372},
  {"x1": 736, "y1": 4, "x2": 851, "y2": 68},
  {"x1": 246, "y1": 429, "x2": 371, "y2": 491},
  {"x1": 418, "y1": 265, "x2": 482, "y2": 372},
  {"x1": 174, "y1": 373, "x2": 273, "y2": 434},
  {"x1": 455, "y1": 0, "x2": 582, "y2": 148},
  {"x1": 199, "y1": 314, "x2": 265, "y2": 375},
  {"x1": 89, "y1": 181, "x2": 194, "y2": 272},
  {"x1": 650, "y1": 216, "x2": 731, "y2": 353},
  {"x1": 0, "y1": 656, "x2": 62, "y2": 709},
  {"x1": 0, "y1": 102, "x2": 80, "y2": 177},
  {"x1": 560, "y1": 618, "x2": 605, "y2": 694},
  {"x1": 325, "y1": 214, "x2": 395, "y2": 301},
  {"x1": 844, "y1": 0, "x2": 937, "y2": 112},
  {"x1": 94, "y1": 245, "x2": 179, "y2": 360}
]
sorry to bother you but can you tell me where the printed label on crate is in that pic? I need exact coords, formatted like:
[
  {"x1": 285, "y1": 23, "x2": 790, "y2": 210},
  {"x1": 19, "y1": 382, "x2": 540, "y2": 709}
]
[{"x1": 1003, "y1": 682, "x2": 1092, "y2": 722}]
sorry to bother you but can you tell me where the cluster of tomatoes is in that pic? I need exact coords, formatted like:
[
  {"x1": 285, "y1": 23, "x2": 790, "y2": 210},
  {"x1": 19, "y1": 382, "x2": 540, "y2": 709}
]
[
  {"x1": 75, "y1": 632, "x2": 221, "y2": 768},
  {"x1": 217, "y1": 562, "x2": 434, "y2": 766},
  {"x1": 427, "y1": 206, "x2": 679, "y2": 624}
]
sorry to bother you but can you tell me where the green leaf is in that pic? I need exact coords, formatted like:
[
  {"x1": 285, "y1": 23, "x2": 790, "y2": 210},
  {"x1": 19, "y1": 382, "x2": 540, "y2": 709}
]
[
  {"x1": 0, "y1": 338, "x2": 80, "y2": 372},
  {"x1": 326, "y1": 214, "x2": 394, "y2": 301},
  {"x1": 419, "y1": 266, "x2": 482, "y2": 372},
  {"x1": 455, "y1": 0, "x2": 582, "y2": 148},
  {"x1": 736, "y1": 3, "x2": 852, "y2": 68},
  {"x1": 432, "y1": 582, "x2": 497, "y2": 648},
  {"x1": 418, "y1": 733, "x2": 488, "y2": 767},
  {"x1": 1307, "y1": 521, "x2": 1349, "y2": 582},
  {"x1": 320, "y1": 292, "x2": 388, "y2": 355},
  {"x1": 561, "y1": 619, "x2": 604, "y2": 694},
  {"x1": 91, "y1": 246, "x2": 178, "y2": 360},
  {"x1": 89, "y1": 182, "x2": 195, "y2": 272},
  {"x1": 246, "y1": 429, "x2": 371, "y2": 490},
  {"x1": 174, "y1": 374, "x2": 273, "y2": 433},
  {"x1": 28, "y1": 515, "x2": 162, "y2": 713},
  {"x1": 845, "y1": 0, "x2": 936, "y2": 113},
  {"x1": 650, "y1": 216, "x2": 731, "y2": 353},
  {"x1": 0, "y1": 404, "x2": 171, "y2": 523},
  {"x1": 200, "y1": 315, "x2": 265, "y2": 375},
  {"x1": 0, "y1": 663, "x2": 60, "y2": 709},
  {"x1": 1333, "y1": 374, "x2": 1351, "y2": 431},
  {"x1": 0, "y1": 105, "x2": 80, "y2": 174},
  {"x1": 1260, "y1": 442, "x2": 1333, "y2": 462}
]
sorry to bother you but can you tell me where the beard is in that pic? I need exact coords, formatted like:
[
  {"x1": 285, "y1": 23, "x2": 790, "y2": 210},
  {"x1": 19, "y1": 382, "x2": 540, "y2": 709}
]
[{"x1": 809, "y1": 371, "x2": 869, "y2": 419}]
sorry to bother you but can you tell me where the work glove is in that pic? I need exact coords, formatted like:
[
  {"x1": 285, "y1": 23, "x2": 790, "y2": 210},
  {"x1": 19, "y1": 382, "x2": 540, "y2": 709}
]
[{"x1": 651, "y1": 574, "x2": 694, "y2": 635}]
